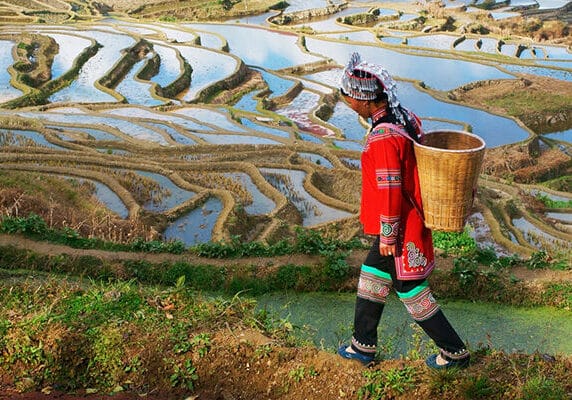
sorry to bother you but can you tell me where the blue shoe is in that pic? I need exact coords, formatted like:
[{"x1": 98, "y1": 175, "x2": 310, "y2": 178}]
[
  {"x1": 337, "y1": 344, "x2": 375, "y2": 366},
  {"x1": 425, "y1": 353, "x2": 470, "y2": 370}
]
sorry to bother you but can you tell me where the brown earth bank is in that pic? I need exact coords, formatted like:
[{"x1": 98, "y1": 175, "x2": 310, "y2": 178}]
[{"x1": 448, "y1": 74, "x2": 572, "y2": 135}]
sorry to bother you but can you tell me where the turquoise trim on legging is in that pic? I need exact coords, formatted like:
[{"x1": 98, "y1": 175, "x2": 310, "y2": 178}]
[
  {"x1": 361, "y1": 265, "x2": 392, "y2": 280},
  {"x1": 396, "y1": 280, "x2": 429, "y2": 298}
]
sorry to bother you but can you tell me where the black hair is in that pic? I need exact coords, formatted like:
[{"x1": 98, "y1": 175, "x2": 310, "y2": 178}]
[{"x1": 344, "y1": 70, "x2": 420, "y2": 143}]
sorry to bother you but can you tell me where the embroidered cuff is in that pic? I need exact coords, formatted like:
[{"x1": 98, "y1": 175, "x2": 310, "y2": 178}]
[{"x1": 380, "y1": 216, "x2": 399, "y2": 244}]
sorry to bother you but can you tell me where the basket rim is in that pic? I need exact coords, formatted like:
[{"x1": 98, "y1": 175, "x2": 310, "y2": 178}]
[{"x1": 414, "y1": 129, "x2": 486, "y2": 153}]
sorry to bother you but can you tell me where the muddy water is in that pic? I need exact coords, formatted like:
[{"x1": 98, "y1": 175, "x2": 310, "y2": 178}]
[{"x1": 256, "y1": 292, "x2": 572, "y2": 356}]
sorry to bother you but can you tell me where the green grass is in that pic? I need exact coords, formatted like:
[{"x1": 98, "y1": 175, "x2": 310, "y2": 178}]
[
  {"x1": 0, "y1": 277, "x2": 267, "y2": 391},
  {"x1": 484, "y1": 91, "x2": 572, "y2": 117},
  {"x1": 535, "y1": 193, "x2": 572, "y2": 209}
]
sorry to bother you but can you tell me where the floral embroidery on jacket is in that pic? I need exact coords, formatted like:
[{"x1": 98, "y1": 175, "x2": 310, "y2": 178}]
[{"x1": 406, "y1": 242, "x2": 427, "y2": 268}]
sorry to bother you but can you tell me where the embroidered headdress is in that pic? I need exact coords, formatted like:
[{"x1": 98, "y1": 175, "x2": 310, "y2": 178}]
[{"x1": 340, "y1": 52, "x2": 405, "y2": 124}]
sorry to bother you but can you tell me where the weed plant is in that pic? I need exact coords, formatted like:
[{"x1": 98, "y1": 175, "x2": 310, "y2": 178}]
[{"x1": 535, "y1": 193, "x2": 572, "y2": 209}]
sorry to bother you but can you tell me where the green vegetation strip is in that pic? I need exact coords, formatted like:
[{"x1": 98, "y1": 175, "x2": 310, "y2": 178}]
[{"x1": 1, "y1": 216, "x2": 571, "y2": 309}]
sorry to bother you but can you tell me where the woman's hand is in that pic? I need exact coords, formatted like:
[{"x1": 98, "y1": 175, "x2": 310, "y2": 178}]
[{"x1": 379, "y1": 242, "x2": 396, "y2": 257}]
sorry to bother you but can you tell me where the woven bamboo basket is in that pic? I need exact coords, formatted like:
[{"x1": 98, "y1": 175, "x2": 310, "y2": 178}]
[{"x1": 414, "y1": 130, "x2": 486, "y2": 232}]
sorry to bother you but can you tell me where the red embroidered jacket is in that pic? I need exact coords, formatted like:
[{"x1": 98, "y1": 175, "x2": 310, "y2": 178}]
[{"x1": 360, "y1": 118, "x2": 435, "y2": 280}]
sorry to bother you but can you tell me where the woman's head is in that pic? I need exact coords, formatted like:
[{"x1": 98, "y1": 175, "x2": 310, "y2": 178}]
[{"x1": 340, "y1": 53, "x2": 404, "y2": 123}]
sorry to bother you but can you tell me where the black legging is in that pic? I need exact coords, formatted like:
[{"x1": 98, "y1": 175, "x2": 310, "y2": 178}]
[{"x1": 352, "y1": 236, "x2": 467, "y2": 357}]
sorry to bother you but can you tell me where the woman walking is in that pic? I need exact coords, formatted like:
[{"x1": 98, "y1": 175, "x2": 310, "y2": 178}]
[{"x1": 337, "y1": 52, "x2": 470, "y2": 369}]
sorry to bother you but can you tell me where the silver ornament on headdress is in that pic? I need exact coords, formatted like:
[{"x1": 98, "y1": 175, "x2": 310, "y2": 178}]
[{"x1": 340, "y1": 52, "x2": 406, "y2": 125}]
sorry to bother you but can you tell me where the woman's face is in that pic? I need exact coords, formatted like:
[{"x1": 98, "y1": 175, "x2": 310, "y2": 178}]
[{"x1": 341, "y1": 92, "x2": 372, "y2": 120}]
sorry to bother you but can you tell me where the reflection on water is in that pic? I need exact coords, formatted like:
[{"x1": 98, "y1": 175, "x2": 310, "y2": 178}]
[
  {"x1": 333, "y1": 140, "x2": 363, "y2": 151},
  {"x1": 148, "y1": 42, "x2": 183, "y2": 87},
  {"x1": 186, "y1": 24, "x2": 324, "y2": 69},
  {"x1": 455, "y1": 37, "x2": 479, "y2": 52},
  {"x1": 546, "y1": 212, "x2": 572, "y2": 223},
  {"x1": 283, "y1": 0, "x2": 329, "y2": 13},
  {"x1": 171, "y1": 45, "x2": 237, "y2": 102},
  {"x1": 405, "y1": 34, "x2": 457, "y2": 50},
  {"x1": 256, "y1": 292, "x2": 572, "y2": 355},
  {"x1": 76, "y1": 177, "x2": 129, "y2": 218},
  {"x1": 276, "y1": 90, "x2": 336, "y2": 136},
  {"x1": 291, "y1": 7, "x2": 370, "y2": 32},
  {"x1": 321, "y1": 30, "x2": 378, "y2": 43},
  {"x1": 546, "y1": 129, "x2": 572, "y2": 145},
  {"x1": 49, "y1": 29, "x2": 134, "y2": 103},
  {"x1": 229, "y1": 11, "x2": 278, "y2": 26},
  {"x1": 261, "y1": 167, "x2": 353, "y2": 226},
  {"x1": 174, "y1": 108, "x2": 246, "y2": 132},
  {"x1": 503, "y1": 64, "x2": 572, "y2": 81},
  {"x1": 340, "y1": 157, "x2": 360, "y2": 169},
  {"x1": 136, "y1": 170, "x2": 196, "y2": 212},
  {"x1": 328, "y1": 101, "x2": 365, "y2": 142},
  {"x1": 115, "y1": 58, "x2": 165, "y2": 107},
  {"x1": 104, "y1": 107, "x2": 214, "y2": 132},
  {"x1": 258, "y1": 68, "x2": 298, "y2": 99},
  {"x1": 467, "y1": 212, "x2": 510, "y2": 256},
  {"x1": 240, "y1": 118, "x2": 291, "y2": 139},
  {"x1": 477, "y1": 37, "x2": 498, "y2": 54},
  {"x1": 233, "y1": 91, "x2": 260, "y2": 113},
  {"x1": 396, "y1": 82, "x2": 529, "y2": 147},
  {"x1": 298, "y1": 132, "x2": 324, "y2": 144},
  {"x1": 512, "y1": 217, "x2": 570, "y2": 250},
  {"x1": 17, "y1": 111, "x2": 170, "y2": 145},
  {"x1": 195, "y1": 30, "x2": 225, "y2": 50},
  {"x1": 193, "y1": 133, "x2": 282, "y2": 145},
  {"x1": 145, "y1": 122, "x2": 196, "y2": 145},
  {"x1": 163, "y1": 197, "x2": 222, "y2": 245},
  {"x1": 304, "y1": 37, "x2": 514, "y2": 91},
  {"x1": 0, "y1": 40, "x2": 22, "y2": 102},
  {"x1": 299, "y1": 152, "x2": 333, "y2": 168},
  {"x1": 421, "y1": 119, "x2": 466, "y2": 132},
  {"x1": 224, "y1": 172, "x2": 276, "y2": 215},
  {"x1": 44, "y1": 33, "x2": 91, "y2": 80},
  {"x1": 48, "y1": 126, "x2": 121, "y2": 141},
  {"x1": 0, "y1": 129, "x2": 66, "y2": 150},
  {"x1": 154, "y1": 23, "x2": 198, "y2": 43}
]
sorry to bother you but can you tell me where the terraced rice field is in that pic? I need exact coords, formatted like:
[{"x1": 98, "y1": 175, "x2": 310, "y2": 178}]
[{"x1": 0, "y1": 0, "x2": 570, "y2": 259}]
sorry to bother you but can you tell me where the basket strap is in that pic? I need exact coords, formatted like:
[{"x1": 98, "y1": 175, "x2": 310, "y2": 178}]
[
  {"x1": 372, "y1": 122, "x2": 418, "y2": 143},
  {"x1": 371, "y1": 123, "x2": 428, "y2": 226},
  {"x1": 404, "y1": 192, "x2": 425, "y2": 224}
]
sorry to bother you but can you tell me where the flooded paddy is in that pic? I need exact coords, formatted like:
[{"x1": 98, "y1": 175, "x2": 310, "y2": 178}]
[
  {"x1": 224, "y1": 172, "x2": 276, "y2": 216},
  {"x1": 43, "y1": 33, "x2": 92, "y2": 80},
  {"x1": 163, "y1": 197, "x2": 222, "y2": 246},
  {"x1": 134, "y1": 170, "x2": 196, "y2": 212},
  {"x1": 0, "y1": 40, "x2": 22, "y2": 102},
  {"x1": 261, "y1": 167, "x2": 353, "y2": 226},
  {"x1": 0, "y1": 129, "x2": 66, "y2": 150},
  {"x1": 257, "y1": 292, "x2": 572, "y2": 356}
]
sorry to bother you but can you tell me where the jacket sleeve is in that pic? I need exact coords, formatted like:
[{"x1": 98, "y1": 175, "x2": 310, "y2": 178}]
[{"x1": 371, "y1": 137, "x2": 403, "y2": 244}]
